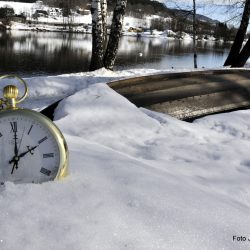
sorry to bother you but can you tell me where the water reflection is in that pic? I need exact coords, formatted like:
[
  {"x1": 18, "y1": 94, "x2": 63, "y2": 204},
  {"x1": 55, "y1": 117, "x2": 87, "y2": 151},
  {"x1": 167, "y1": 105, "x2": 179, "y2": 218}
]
[
  {"x1": 0, "y1": 30, "x2": 231, "y2": 76},
  {"x1": 116, "y1": 36, "x2": 230, "y2": 70}
]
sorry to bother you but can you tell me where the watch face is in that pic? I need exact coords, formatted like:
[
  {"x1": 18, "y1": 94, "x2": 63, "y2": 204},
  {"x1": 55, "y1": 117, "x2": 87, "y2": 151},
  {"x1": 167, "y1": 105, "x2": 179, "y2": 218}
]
[{"x1": 0, "y1": 110, "x2": 62, "y2": 184}]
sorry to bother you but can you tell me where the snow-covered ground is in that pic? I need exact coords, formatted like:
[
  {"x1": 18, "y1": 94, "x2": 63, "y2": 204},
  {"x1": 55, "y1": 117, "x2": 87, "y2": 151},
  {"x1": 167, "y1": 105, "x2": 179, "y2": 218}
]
[
  {"x1": 10, "y1": 21, "x2": 90, "y2": 33},
  {"x1": 0, "y1": 68, "x2": 250, "y2": 249}
]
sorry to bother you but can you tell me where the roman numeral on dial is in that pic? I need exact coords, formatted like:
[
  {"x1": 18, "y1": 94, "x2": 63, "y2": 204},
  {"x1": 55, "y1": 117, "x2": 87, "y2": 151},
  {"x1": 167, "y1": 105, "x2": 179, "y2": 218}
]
[
  {"x1": 38, "y1": 136, "x2": 48, "y2": 144},
  {"x1": 10, "y1": 122, "x2": 17, "y2": 133},
  {"x1": 40, "y1": 167, "x2": 51, "y2": 176},
  {"x1": 43, "y1": 153, "x2": 54, "y2": 158},
  {"x1": 27, "y1": 125, "x2": 33, "y2": 135}
]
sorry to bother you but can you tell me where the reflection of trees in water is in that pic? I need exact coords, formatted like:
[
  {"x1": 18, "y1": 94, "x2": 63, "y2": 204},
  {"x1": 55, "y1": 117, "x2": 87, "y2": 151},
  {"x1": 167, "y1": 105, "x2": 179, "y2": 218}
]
[
  {"x1": 0, "y1": 31, "x2": 231, "y2": 75},
  {"x1": 0, "y1": 32, "x2": 14, "y2": 48},
  {"x1": 119, "y1": 37, "x2": 228, "y2": 57},
  {"x1": 0, "y1": 31, "x2": 91, "y2": 75},
  {"x1": 116, "y1": 36, "x2": 230, "y2": 68},
  {"x1": 0, "y1": 47, "x2": 90, "y2": 75}
]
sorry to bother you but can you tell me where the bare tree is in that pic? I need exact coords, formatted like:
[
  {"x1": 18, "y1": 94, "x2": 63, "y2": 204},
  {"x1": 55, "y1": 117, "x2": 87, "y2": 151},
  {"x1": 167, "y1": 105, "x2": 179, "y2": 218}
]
[
  {"x1": 90, "y1": 0, "x2": 105, "y2": 70},
  {"x1": 231, "y1": 35, "x2": 250, "y2": 66},
  {"x1": 90, "y1": 0, "x2": 128, "y2": 71},
  {"x1": 168, "y1": 0, "x2": 198, "y2": 68},
  {"x1": 101, "y1": 0, "x2": 107, "y2": 47},
  {"x1": 224, "y1": 0, "x2": 250, "y2": 66},
  {"x1": 104, "y1": 0, "x2": 127, "y2": 70},
  {"x1": 193, "y1": 0, "x2": 197, "y2": 68}
]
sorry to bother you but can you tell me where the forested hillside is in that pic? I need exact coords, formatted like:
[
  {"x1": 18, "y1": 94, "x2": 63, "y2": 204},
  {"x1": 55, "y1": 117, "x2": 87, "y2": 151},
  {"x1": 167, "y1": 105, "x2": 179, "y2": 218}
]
[
  {"x1": 0, "y1": 0, "x2": 237, "y2": 41},
  {"x1": 0, "y1": 0, "x2": 168, "y2": 15},
  {"x1": 0, "y1": 0, "x2": 215, "y2": 22},
  {"x1": 0, "y1": 0, "x2": 34, "y2": 1}
]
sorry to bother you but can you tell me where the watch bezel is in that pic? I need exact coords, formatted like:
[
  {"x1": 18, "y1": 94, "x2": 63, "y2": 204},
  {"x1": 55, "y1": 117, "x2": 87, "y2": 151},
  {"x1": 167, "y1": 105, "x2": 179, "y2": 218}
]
[{"x1": 0, "y1": 108, "x2": 69, "y2": 183}]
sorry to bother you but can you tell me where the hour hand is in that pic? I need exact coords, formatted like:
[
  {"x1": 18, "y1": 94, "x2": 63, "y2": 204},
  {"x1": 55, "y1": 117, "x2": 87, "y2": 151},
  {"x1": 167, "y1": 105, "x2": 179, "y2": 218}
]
[
  {"x1": 18, "y1": 145, "x2": 38, "y2": 158},
  {"x1": 11, "y1": 160, "x2": 18, "y2": 175},
  {"x1": 14, "y1": 139, "x2": 18, "y2": 156},
  {"x1": 9, "y1": 145, "x2": 38, "y2": 174},
  {"x1": 9, "y1": 145, "x2": 38, "y2": 164}
]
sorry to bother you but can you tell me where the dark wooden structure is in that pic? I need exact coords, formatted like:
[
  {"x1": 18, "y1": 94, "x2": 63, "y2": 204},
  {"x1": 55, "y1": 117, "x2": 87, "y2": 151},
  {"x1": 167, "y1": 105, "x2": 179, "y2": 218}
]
[{"x1": 108, "y1": 69, "x2": 250, "y2": 120}]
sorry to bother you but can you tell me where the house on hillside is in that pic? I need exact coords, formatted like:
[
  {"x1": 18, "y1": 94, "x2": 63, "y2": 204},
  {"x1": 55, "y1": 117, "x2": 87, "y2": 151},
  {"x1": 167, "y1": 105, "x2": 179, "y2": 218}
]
[
  {"x1": 32, "y1": 10, "x2": 48, "y2": 18},
  {"x1": 76, "y1": 8, "x2": 90, "y2": 15},
  {"x1": 76, "y1": 2, "x2": 91, "y2": 15},
  {"x1": 48, "y1": 8, "x2": 62, "y2": 17},
  {"x1": 31, "y1": 0, "x2": 47, "y2": 17}
]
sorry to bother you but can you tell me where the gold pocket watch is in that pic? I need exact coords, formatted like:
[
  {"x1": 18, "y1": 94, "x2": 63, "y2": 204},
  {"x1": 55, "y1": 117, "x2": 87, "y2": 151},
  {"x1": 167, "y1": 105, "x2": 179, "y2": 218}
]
[{"x1": 0, "y1": 75, "x2": 68, "y2": 184}]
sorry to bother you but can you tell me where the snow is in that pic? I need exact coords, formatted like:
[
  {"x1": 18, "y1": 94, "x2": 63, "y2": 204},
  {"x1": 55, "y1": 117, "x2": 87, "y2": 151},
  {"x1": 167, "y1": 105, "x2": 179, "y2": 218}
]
[
  {"x1": 10, "y1": 21, "x2": 89, "y2": 33},
  {"x1": 0, "y1": 1, "x2": 219, "y2": 40},
  {"x1": 0, "y1": 1, "x2": 92, "y2": 31},
  {"x1": 123, "y1": 15, "x2": 168, "y2": 30},
  {"x1": 0, "y1": 1, "x2": 33, "y2": 15},
  {"x1": 0, "y1": 67, "x2": 250, "y2": 249},
  {"x1": 34, "y1": 15, "x2": 92, "y2": 25}
]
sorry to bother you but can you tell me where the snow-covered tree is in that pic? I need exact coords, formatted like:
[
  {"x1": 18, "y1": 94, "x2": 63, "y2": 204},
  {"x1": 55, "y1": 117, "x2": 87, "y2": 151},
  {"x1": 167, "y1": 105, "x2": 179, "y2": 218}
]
[{"x1": 90, "y1": 0, "x2": 127, "y2": 71}]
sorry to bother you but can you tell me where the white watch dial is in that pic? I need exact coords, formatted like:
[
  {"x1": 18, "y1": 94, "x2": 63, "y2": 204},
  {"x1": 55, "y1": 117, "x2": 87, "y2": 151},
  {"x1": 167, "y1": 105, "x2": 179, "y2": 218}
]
[{"x1": 0, "y1": 113, "x2": 61, "y2": 183}]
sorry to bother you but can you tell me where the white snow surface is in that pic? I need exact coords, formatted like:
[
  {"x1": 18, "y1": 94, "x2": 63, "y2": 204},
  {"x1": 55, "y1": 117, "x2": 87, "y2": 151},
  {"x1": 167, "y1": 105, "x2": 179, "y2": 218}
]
[
  {"x1": 0, "y1": 1, "x2": 33, "y2": 15},
  {"x1": 1, "y1": 68, "x2": 250, "y2": 249}
]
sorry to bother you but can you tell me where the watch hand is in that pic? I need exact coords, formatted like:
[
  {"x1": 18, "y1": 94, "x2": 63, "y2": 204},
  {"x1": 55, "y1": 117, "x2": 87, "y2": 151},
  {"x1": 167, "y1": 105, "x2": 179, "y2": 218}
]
[
  {"x1": 11, "y1": 160, "x2": 18, "y2": 175},
  {"x1": 10, "y1": 122, "x2": 18, "y2": 156},
  {"x1": 9, "y1": 145, "x2": 38, "y2": 165},
  {"x1": 14, "y1": 139, "x2": 18, "y2": 156},
  {"x1": 18, "y1": 145, "x2": 38, "y2": 159},
  {"x1": 9, "y1": 127, "x2": 29, "y2": 174},
  {"x1": 14, "y1": 131, "x2": 18, "y2": 157}
]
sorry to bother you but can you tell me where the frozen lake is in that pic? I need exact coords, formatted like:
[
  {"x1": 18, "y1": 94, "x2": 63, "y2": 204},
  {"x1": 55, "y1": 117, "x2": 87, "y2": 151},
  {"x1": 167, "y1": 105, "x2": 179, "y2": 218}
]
[{"x1": 0, "y1": 31, "x2": 231, "y2": 76}]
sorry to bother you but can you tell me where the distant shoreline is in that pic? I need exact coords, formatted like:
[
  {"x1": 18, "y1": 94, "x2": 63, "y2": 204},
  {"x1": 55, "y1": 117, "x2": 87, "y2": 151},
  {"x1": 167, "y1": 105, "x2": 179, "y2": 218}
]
[{"x1": 0, "y1": 21, "x2": 234, "y2": 43}]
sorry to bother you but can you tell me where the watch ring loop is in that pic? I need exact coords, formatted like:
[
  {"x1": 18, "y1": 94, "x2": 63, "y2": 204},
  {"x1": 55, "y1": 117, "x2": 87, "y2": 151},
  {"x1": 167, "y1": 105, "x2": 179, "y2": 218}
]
[{"x1": 0, "y1": 74, "x2": 28, "y2": 103}]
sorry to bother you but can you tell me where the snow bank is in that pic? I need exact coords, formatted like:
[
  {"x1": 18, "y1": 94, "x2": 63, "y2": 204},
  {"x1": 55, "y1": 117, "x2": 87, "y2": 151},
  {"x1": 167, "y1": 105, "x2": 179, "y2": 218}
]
[{"x1": 1, "y1": 68, "x2": 250, "y2": 249}]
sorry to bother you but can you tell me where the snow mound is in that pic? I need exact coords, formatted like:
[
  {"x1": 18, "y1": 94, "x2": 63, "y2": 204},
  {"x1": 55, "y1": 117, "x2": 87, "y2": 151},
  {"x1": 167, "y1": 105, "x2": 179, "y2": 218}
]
[{"x1": 1, "y1": 69, "x2": 250, "y2": 249}]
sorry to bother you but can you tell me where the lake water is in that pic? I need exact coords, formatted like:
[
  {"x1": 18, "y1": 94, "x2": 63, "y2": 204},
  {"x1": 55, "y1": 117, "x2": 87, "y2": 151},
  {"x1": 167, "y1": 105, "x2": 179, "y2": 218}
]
[{"x1": 0, "y1": 31, "x2": 231, "y2": 77}]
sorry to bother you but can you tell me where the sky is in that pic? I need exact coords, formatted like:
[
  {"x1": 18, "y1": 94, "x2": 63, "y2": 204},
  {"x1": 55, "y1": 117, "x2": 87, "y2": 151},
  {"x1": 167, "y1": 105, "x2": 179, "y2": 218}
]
[
  {"x1": 161, "y1": 0, "x2": 239, "y2": 5},
  {"x1": 160, "y1": 0, "x2": 244, "y2": 25}
]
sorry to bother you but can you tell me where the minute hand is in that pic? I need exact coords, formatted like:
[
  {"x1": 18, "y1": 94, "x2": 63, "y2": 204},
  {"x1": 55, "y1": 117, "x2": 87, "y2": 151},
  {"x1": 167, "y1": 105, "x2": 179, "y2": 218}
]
[{"x1": 12, "y1": 127, "x2": 18, "y2": 156}]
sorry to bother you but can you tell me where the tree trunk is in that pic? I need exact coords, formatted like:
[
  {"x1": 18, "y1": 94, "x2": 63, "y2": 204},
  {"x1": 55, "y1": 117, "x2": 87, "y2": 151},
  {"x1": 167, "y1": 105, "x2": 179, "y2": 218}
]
[
  {"x1": 90, "y1": 0, "x2": 105, "y2": 71},
  {"x1": 231, "y1": 37, "x2": 250, "y2": 67},
  {"x1": 101, "y1": 0, "x2": 108, "y2": 49},
  {"x1": 104, "y1": 0, "x2": 127, "y2": 70},
  {"x1": 193, "y1": 0, "x2": 198, "y2": 68},
  {"x1": 224, "y1": 0, "x2": 250, "y2": 66}
]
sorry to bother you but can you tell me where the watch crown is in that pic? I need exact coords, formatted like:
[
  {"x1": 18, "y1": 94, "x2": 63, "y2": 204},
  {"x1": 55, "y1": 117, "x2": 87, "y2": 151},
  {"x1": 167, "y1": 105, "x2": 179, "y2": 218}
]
[
  {"x1": 0, "y1": 75, "x2": 28, "y2": 110},
  {"x1": 3, "y1": 85, "x2": 19, "y2": 109},
  {"x1": 3, "y1": 85, "x2": 19, "y2": 99}
]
